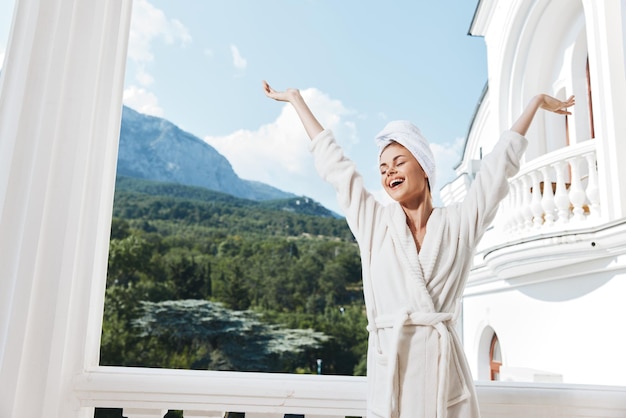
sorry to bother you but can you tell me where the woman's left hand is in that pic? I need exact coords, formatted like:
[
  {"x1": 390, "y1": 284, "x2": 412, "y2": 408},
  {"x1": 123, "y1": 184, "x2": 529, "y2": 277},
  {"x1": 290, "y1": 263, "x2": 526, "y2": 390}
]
[{"x1": 539, "y1": 94, "x2": 575, "y2": 115}]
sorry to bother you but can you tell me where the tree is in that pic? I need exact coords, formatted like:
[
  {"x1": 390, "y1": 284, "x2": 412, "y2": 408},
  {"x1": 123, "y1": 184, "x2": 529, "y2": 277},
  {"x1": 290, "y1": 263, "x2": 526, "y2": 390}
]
[
  {"x1": 132, "y1": 300, "x2": 329, "y2": 372},
  {"x1": 221, "y1": 264, "x2": 250, "y2": 310},
  {"x1": 164, "y1": 251, "x2": 212, "y2": 300}
]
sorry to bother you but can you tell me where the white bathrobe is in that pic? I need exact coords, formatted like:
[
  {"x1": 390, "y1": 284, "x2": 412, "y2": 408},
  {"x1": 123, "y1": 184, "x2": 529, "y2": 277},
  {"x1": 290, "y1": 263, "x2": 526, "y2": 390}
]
[{"x1": 309, "y1": 129, "x2": 528, "y2": 418}]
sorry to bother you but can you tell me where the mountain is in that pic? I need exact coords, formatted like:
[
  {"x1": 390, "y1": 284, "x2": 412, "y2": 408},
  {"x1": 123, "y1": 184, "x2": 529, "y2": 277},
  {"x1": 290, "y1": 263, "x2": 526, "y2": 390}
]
[
  {"x1": 117, "y1": 106, "x2": 295, "y2": 201},
  {"x1": 113, "y1": 176, "x2": 351, "y2": 229}
]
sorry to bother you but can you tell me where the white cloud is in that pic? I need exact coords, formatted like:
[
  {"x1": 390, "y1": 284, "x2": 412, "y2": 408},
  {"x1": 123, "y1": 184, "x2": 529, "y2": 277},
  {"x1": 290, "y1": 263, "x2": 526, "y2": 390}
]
[
  {"x1": 230, "y1": 44, "x2": 247, "y2": 71},
  {"x1": 135, "y1": 67, "x2": 155, "y2": 87},
  {"x1": 203, "y1": 88, "x2": 465, "y2": 212},
  {"x1": 123, "y1": 85, "x2": 164, "y2": 117},
  {"x1": 127, "y1": 0, "x2": 191, "y2": 88},
  {"x1": 204, "y1": 88, "x2": 356, "y2": 211}
]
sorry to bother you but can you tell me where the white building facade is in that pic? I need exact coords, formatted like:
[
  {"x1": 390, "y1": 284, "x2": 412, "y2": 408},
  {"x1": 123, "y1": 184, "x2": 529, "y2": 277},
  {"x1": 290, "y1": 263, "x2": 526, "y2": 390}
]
[{"x1": 441, "y1": 0, "x2": 626, "y2": 386}]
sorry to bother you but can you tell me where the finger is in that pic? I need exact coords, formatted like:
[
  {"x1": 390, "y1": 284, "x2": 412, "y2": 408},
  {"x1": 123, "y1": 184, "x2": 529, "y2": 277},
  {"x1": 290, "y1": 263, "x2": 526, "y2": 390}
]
[{"x1": 262, "y1": 80, "x2": 274, "y2": 94}]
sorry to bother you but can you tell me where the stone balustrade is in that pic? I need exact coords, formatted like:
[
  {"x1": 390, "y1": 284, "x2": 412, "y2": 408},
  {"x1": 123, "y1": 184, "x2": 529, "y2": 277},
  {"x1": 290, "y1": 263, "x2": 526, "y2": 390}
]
[
  {"x1": 73, "y1": 367, "x2": 626, "y2": 418},
  {"x1": 496, "y1": 140, "x2": 601, "y2": 237}
]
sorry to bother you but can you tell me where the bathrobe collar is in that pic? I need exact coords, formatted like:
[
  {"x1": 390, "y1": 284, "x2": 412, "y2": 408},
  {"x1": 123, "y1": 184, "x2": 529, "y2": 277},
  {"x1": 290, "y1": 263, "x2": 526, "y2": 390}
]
[{"x1": 385, "y1": 203, "x2": 445, "y2": 313}]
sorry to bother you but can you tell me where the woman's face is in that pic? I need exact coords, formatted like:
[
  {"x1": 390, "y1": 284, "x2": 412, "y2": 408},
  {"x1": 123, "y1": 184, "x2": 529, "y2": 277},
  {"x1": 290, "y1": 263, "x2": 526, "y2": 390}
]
[{"x1": 379, "y1": 142, "x2": 430, "y2": 206}]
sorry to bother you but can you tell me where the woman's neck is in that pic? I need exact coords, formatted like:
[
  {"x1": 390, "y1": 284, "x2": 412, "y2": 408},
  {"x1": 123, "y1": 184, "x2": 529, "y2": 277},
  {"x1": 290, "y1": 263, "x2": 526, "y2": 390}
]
[{"x1": 401, "y1": 199, "x2": 433, "y2": 252}]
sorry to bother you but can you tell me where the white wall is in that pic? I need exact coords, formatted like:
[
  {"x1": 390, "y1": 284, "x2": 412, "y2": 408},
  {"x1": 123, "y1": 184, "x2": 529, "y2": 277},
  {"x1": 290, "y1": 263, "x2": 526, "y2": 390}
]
[
  {"x1": 461, "y1": 0, "x2": 626, "y2": 389},
  {"x1": 464, "y1": 264, "x2": 626, "y2": 386}
]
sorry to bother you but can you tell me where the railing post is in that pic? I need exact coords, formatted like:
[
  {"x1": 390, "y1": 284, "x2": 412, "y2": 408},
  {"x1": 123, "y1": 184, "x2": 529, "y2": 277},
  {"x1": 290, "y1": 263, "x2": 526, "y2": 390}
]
[
  {"x1": 530, "y1": 171, "x2": 544, "y2": 228},
  {"x1": 584, "y1": 152, "x2": 601, "y2": 218},
  {"x1": 553, "y1": 161, "x2": 571, "y2": 224},
  {"x1": 568, "y1": 156, "x2": 587, "y2": 221},
  {"x1": 540, "y1": 166, "x2": 556, "y2": 226}
]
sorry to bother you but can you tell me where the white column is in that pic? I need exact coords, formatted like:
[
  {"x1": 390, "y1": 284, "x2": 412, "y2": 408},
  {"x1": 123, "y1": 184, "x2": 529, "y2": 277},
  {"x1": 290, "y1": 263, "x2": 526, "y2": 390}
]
[
  {"x1": 0, "y1": 0, "x2": 132, "y2": 417},
  {"x1": 568, "y1": 156, "x2": 587, "y2": 221},
  {"x1": 582, "y1": 0, "x2": 626, "y2": 219},
  {"x1": 540, "y1": 166, "x2": 556, "y2": 226},
  {"x1": 584, "y1": 152, "x2": 601, "y2": 218},
  {"x1": 530, "y1": 171, "x2": 544, "y2": 228},
  {"x1": 553, "y1": 161, "x2": 571, "y2": 224}
]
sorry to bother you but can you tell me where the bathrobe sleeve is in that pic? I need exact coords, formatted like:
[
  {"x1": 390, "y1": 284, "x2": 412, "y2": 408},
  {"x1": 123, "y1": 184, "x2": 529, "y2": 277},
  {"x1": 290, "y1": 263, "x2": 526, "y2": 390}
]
[
  {"x1": 426, "y1": 130, "x2": 528, "y2": 313},
  {"x1": 458, "y1": 130, "x2": 528, "y2": 247},
  {"x1": 308, "y1": 129, "x2": 381, "y2": 246}
]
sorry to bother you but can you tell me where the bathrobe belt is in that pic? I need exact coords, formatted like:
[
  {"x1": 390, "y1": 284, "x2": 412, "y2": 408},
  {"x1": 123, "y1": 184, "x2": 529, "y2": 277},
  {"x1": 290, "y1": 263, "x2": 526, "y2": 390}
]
[{"x1": 367, "y1": 310, "x2": 455, "y2": 418}]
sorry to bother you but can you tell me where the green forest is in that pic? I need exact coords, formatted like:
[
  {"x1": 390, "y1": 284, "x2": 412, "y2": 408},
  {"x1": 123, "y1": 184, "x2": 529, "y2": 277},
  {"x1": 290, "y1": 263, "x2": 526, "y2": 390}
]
[{"x1": 100, "y1": 177, "x2": 368, "y2": 377}]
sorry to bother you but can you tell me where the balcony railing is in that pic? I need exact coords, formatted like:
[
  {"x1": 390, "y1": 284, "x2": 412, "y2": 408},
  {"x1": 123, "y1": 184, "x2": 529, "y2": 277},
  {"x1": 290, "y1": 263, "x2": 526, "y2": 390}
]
[
  {"x1": 73, "y1": 367, "x2": 626, "y2": 418},
  {"x1": 495, "y1": 140, "x2": 601, "y2": 238},
  {"x1": 74, "y1": 367, "x2": 367, "y2": 418}
]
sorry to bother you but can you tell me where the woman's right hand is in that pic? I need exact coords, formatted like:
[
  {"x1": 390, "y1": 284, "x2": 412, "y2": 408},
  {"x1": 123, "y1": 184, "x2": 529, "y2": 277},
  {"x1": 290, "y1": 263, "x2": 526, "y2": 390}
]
[
  {"x1": 263, "y1": 80, "x2": 300, "y2": 103},
  {"x1": 262, "y1": 80, "x2": 324, "y2": 140}
]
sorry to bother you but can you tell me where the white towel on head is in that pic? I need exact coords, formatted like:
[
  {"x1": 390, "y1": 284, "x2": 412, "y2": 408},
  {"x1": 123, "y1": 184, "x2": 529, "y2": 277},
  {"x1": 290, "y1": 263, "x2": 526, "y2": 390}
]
[{"x1": 375, "y1": 120, "x2": 436, "y2": 191}]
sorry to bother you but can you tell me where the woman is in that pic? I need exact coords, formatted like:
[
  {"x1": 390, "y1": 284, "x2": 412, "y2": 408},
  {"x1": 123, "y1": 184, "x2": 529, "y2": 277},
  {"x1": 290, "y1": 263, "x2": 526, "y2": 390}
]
[{"x1": 263, "y1": 80, "x2": 574, "y2": 418}]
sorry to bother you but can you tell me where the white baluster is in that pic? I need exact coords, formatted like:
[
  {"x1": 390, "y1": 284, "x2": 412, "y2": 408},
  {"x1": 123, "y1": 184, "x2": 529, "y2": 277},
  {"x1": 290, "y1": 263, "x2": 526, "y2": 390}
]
[
  {"x1": 530, "y1": 171, "x2": 544, "y2": 228},
  {"x1": 568, "y1": 156, "x2": 587, "y2": 221},
  {"x1": 584, "y1": 152, "x2": 601, "y2": 218},
  {"x1": 540, "y1": 166, "x2": 556, "y2": 226},
  {"x1": 553, "y1": 160, "x2": 570, "y2": 224}
]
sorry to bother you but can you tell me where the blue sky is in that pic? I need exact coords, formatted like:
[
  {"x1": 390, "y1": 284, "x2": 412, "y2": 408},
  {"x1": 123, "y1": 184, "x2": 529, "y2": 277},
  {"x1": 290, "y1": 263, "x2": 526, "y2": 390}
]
[{"x1": 1, "y1": 0, "x2": 487, "y2": 213}]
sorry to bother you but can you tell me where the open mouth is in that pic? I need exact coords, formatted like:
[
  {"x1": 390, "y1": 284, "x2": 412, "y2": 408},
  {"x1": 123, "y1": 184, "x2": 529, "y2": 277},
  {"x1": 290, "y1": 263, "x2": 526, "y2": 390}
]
[{"x1": 389, "y1": 178, "x2": 405, "y2": 189}]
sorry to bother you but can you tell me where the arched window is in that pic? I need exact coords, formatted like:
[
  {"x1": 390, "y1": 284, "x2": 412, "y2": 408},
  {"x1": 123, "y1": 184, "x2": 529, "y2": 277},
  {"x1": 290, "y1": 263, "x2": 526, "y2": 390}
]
[{"x1": 489, "y1": 333, "x2": 502, "y2": 381}]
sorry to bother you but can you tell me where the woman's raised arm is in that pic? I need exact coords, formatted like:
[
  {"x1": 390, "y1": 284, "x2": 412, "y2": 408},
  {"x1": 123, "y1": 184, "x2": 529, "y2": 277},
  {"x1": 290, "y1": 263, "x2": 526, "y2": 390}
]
[
  {"x1": 511, "y1": 94, "x2": 575, "y2": 136},
  {"x1": 263, "y1": 80, "x2": 324, "y2": 140}
]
